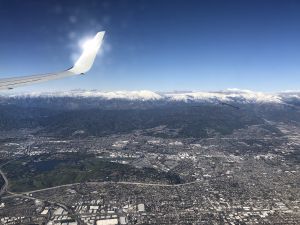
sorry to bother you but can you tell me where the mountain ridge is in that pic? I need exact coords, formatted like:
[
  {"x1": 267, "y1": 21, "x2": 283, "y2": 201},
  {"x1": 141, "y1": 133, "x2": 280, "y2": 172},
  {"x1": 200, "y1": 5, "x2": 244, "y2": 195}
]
[{"x1": 2, "y1": 89, "x2": 300, "y2": 104}]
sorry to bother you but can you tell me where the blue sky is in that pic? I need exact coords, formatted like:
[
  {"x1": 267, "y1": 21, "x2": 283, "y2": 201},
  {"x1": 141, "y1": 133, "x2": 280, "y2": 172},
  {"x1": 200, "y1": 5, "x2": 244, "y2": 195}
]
[{"x1": 0, "y1": 0, "x2": 300, "y2": 92}]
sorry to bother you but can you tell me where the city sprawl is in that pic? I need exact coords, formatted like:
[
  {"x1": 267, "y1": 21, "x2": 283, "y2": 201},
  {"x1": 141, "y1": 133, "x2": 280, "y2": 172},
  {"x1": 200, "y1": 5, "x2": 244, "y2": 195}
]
[{"x1": 0, "y1": 92, "x2": 299, "y2": 224}]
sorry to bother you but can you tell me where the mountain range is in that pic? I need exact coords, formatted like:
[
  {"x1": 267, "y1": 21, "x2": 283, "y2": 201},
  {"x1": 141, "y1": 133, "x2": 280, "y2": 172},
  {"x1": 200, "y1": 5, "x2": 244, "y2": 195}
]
[
  {"x1": 0, "y1": 89, "x2": 300, "y2": 138},
  {"x1": 2, "y1": 89, "x2": 300, "y2": 105}
]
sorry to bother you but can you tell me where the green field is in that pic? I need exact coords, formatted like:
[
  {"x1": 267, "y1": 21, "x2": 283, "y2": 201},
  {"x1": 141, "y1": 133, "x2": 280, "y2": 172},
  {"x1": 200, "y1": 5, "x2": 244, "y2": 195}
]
[{"x1": 4, "y1": 154, "x2": 182, "y2": 192}]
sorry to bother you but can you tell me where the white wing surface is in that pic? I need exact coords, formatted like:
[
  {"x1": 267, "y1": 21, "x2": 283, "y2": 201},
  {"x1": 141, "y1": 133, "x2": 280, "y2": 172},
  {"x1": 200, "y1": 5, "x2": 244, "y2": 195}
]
[{"x1": 0, "y1": 31, "x2": 105, "y2": 90}]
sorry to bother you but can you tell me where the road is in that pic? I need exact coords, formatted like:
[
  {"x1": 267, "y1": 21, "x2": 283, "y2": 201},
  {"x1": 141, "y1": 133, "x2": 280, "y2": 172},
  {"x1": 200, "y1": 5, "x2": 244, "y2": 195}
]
[
  {"x1": 1, "y1": 180, "x2": 201, "y2": 224},
  {"x1": 3, "y1": 180, "x2": 200, "y2": 199},
  {"x1": 0, "y1": 167, "x2": 83, "y2": 224},
  {"x1": 0, "y1": 158, "x2": 22, "y2": 197},
  {"x1": 0, "y1": 169, "x2": 8, "y2": 196}
]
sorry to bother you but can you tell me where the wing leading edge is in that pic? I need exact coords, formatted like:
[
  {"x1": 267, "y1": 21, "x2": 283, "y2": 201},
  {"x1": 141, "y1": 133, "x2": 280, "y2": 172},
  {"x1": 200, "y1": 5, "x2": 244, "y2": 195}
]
[{"x1": 0, "y1": 31, "x2": 105, "y2": 90}]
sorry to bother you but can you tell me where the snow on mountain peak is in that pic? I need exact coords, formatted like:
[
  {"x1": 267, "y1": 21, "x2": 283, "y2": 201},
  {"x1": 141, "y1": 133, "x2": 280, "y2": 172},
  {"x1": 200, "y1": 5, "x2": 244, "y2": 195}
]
[
  {"x1": 5, "y1": 90, "x2": 162, "y2": 101},
  {"x1": 165, "y1": 90, "x2": 282, "y2": 103},
  {"x1": 1, "y1": 89, "x2": 288, "y2": 104}
]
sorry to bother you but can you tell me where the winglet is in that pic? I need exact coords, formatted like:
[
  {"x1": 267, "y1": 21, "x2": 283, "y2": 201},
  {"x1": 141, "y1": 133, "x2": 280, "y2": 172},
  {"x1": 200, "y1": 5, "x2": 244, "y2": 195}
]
[{"x1": 68, "y1": 31, "x2": 105, "y2": 74}]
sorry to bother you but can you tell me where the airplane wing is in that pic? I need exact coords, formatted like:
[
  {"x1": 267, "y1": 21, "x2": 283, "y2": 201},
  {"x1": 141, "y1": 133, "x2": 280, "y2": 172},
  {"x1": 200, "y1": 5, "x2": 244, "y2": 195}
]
[{"x1": 0, "y1": 31, "x2": 105, "y2": 90}]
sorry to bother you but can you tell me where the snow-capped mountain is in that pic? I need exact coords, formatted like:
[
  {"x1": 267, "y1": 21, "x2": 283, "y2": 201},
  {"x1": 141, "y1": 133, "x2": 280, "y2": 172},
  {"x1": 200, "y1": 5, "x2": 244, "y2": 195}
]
[
  {"x1": 5, "y1": 90, "x2": 162, "y2": 101},
  {"x1": 2, "y1": 89, "x2": 300, "y2": 104},
  {"x1": 164, "y1": 89, "x2": 282, "y2": 104},
  {"x1": 1, "y1": 89, "x2": 300, "y2": 139}
]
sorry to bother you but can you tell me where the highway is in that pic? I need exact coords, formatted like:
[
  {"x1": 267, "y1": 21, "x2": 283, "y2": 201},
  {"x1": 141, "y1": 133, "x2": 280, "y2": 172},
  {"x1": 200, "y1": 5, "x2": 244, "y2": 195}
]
[
  {"x1": 3, "y1": 180, "x2": 200, "y2": 199},
  {"x1": 1, "y1": 179, "x2": 200, "y2": 225},
  {"x1": 0, "y1": 169, "x2": 8, "y2": 196},
  {"x1": 0, "y1": 166, "x2": 83, "y2": 224}
]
